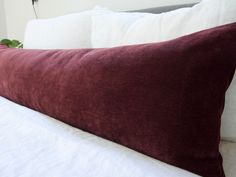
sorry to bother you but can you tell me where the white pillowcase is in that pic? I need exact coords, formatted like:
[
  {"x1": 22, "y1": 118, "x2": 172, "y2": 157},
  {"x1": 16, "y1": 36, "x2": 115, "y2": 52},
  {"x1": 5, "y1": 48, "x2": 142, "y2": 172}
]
[
  {"x1": 91, "y1": 0, "x2": 236, "y2": 48},
  {"x1": 222, "y1": 79, "x2": 236, "y2": 142},
  {"x1": 24, "y1": 10, "x2": 92, "y2": 49},
  {"x1": 91, "y1": 0, "x2": 236, "y2": 142}
]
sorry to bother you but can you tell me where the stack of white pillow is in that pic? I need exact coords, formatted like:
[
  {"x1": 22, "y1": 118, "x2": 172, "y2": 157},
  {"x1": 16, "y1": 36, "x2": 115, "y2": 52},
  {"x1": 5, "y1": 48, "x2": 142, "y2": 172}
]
[{"x1": 24, "y1": 0, "x2": 236, "y2": 142}]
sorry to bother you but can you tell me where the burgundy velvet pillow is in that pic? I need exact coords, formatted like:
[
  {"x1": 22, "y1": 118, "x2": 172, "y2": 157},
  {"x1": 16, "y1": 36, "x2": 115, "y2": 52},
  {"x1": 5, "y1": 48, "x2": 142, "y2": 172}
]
[{"x1": 1, "y1": 23, "x2": 236, "y2": 177}]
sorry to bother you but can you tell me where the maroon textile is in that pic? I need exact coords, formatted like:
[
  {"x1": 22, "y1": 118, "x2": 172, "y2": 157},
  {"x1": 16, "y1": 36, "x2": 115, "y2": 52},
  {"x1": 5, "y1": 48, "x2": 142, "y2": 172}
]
[
  {"x1": 1, "y1": 23, "x2": 236, "y2": 177},
  {"x1": 0, "y1": 45, "x2": 7, "y2": 49}
]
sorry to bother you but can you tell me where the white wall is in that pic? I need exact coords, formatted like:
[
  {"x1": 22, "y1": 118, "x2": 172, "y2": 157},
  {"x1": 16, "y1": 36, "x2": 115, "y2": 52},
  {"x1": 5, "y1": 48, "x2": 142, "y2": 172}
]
[
  {"x1": 0, "y1": 0, "x2": 6, "y2": 39},
  {"x1": 3, "y1": 0, "x2": 200, "y2": 41}
]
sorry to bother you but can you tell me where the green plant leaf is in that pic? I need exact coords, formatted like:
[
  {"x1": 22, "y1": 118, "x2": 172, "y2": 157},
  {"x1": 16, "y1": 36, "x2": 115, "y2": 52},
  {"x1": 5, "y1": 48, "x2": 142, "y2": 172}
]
[
  {"x1": 0, "y1": 39, "x2": 23, "y2": 48},
  {"x1": 0, "y1": 39, "x2": 12, "y2": 47},
  {"x1": 12, "y1": 40, "x2": 21, "y2": 46},
  {"x1": 8, "y1": 44, "x2": 15, "y2": 48},
  {"x1": 18, "y1": 43, "x2": 23, "y2": 48},
  {"x1": 10, "y1": 40, "x2": 21, "y2": 48}
]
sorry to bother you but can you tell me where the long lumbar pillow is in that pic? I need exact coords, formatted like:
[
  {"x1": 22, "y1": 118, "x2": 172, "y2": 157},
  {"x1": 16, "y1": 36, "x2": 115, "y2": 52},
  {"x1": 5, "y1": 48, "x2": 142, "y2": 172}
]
[
  {"x1": 91, "y1": 0, "x2": 236, "y2": 142},
  {"x1": 0, "y1": 23, "x2": 236, "y2": 177}
]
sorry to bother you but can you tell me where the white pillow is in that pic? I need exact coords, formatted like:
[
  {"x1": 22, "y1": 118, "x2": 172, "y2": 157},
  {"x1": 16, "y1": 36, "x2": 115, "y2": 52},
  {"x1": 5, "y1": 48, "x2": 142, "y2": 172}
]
[
  {"x1": 24, "y1": 10, "x2": 92, "y2": 49},
  {"x1": 91, "y1": 0, "x2": 236, "y2": 48},
  {"x1": 91, "y1": 0, "x2": 236, "y2": 142}
]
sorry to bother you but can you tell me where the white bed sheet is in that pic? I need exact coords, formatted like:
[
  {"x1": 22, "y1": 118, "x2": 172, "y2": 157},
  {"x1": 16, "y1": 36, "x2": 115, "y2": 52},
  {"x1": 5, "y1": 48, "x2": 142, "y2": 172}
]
[
  {"x1": 0, "y1": 96, "x2": 199, "y2": 177},
  {"x1": 220, "y1": 141, "x2": 236, "y2": 177},
  {"x1": 1, "y1": 97, "x2": 235, "y2": 177}
]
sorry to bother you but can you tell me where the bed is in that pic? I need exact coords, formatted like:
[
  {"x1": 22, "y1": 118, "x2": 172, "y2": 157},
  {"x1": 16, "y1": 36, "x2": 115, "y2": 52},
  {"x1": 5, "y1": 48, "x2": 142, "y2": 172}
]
[
  {"x1": 1, "y1": 96, "x2": 236, "y2": 177},
  {"x1": 1, "y1": 2, "x2": 236, "y2": 177}
]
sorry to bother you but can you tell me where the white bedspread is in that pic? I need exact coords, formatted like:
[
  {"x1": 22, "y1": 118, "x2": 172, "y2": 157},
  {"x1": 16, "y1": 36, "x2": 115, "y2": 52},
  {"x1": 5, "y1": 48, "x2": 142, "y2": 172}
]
[
  {"x1": 1, "y1": 96, "x2": 230, "y2": 177},
  {"x1": 220, "y1": 141, "x2": 236, "y2": 177}
]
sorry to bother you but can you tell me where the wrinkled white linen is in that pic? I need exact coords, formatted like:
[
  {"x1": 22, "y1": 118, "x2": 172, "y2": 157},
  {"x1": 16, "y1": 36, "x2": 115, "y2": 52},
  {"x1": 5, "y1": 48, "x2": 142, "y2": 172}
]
[{"x1": 0, "y1": 96, "x2": 199, "y2": 177}]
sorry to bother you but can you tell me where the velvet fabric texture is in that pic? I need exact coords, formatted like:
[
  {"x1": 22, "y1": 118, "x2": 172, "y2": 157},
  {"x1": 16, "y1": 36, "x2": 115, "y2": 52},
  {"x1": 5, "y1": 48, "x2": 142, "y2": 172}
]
[{"x1": 0, "y1": 23, "x2": 236, "y2": 177}]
